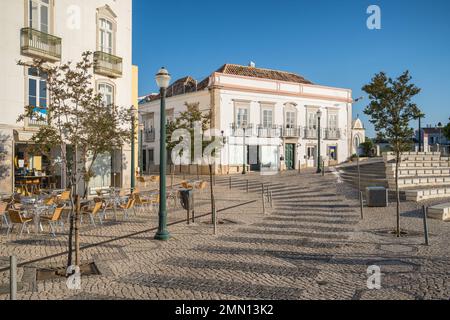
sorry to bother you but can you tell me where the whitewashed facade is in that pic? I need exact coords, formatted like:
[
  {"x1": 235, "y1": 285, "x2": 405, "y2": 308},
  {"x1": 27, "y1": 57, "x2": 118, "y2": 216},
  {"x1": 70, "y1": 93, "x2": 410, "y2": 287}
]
[
  {"x1": 139, "y1": 64, "x2": 364, "y2": 174},
  {"x1": 0, "y1": 0, "x2": 133, "y2": 194}
]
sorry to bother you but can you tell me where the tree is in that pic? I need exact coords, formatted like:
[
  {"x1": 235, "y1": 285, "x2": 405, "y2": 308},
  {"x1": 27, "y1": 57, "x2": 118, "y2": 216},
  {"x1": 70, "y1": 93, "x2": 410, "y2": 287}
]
[
  {"x1": 362, "y1": 71, "x2": 421, "y2": 237},
  {"x1": 443, "y1": 118, "x2": 450, "y2": 141},
  {"x1": 360, "y1": 138, "x2": 374, "y2": 157},
  {"x1": 18, "y1": 52, "x2": 131, "y2": 269},
  {"x1": 166, "y1": 102, "x2": 211, "y2": 177}
]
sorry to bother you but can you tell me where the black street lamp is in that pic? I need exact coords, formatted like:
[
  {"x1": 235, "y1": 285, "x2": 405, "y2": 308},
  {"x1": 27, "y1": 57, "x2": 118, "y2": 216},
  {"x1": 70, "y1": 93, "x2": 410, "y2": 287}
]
[
  {"x1": 417, "y1": 112, "x2": 425, "y2": 152},
  {"x1": 316, "y1": 110, "x2": 322, "y2": 174},
  {"x1": 154, "y1": 67, "x2": 171, "y2": 241},
  {"x1": 130, "y1": 105, "x2": 137, "y2": 191},
  {"x1": 242, "y1": 122, "x2": 248, "y2": 174}
]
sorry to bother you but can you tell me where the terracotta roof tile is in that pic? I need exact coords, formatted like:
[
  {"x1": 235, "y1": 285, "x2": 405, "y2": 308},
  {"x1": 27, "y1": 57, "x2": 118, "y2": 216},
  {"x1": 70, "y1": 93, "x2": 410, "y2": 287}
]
[
  {"x1": 216, "y1": 63, "x2": 313, "y2": 84},
  {"x1": 141, "y1": 63, "x2": 312, "y2": 102}
]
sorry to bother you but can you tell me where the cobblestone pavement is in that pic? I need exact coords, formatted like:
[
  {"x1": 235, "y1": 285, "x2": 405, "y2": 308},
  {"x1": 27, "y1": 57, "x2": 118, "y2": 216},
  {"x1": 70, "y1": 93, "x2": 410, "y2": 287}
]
[{"x1": 0, "y1": 170, "x2": 449, "y2": 300}]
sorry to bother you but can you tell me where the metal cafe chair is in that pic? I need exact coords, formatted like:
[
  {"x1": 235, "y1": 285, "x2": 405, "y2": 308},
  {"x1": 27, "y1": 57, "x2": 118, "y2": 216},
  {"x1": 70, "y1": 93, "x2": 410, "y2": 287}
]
[
  {"x1": 40, "y1": 204, "x2": 65, "y2": 237},
  {"x1": 7, "y1": 209, "x2": 33, "y2": 236}
]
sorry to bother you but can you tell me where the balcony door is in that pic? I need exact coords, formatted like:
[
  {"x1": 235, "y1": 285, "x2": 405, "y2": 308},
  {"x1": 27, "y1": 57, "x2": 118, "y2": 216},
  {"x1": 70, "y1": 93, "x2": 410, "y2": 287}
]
[
  {"x1": 29, "y1": 0, "x2": 50, "y2": 33},
  {"x1": 99, "y1": 18, "x2": 113, "y2": 54}
]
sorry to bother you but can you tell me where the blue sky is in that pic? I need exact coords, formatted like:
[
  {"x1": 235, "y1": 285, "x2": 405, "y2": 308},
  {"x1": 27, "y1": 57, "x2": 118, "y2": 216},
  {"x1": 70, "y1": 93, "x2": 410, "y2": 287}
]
[{"x1": 132, "y1": 0, "x2": 450, "y2": 138}]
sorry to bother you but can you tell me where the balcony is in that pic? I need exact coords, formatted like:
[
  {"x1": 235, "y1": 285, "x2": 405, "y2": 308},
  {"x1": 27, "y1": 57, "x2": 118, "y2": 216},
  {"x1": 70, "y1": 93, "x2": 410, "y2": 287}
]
[
  {"x1": 325, "y1": 128, "x2": 341, "y2": 140},
  {"x1": 230, "y1": 123, "x2": 254, "y2": 137},
  {"x1": 94, "y1": 51, "x2": 123, "y2": 78},
  {"x1": 144, "y1": 129, "x2": 156, "y2": 143},
  {"x1": 282, "y1": 125, "x2": 302, "y2": 138},
  {"x1": 304, "y1": 127, "x2": 318, "y2": 139},
  {"x1": 257, "y1": 125, "x2": 282, "y2": 138},
  {"x1": 21, "y1": 28, "x2": 62, "y2": 62}
]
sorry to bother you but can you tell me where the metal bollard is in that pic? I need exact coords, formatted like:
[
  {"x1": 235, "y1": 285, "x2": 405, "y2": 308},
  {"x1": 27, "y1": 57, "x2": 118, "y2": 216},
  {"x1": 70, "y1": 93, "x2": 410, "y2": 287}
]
[
  {"x1": 10, "y1": 256, "x2": 17, "y2": 300},
  {"x1": 262, "y1": 191, "x2": 266, "y2": 214},
  {"x1": 270, "y1": 191, "x2": 273, "y2": 208},
  {"x1": 422, "y1": 205, "x2": 429, "y2": 246},
  {"x1": 322, "y1": 161, "x2": 325, "y2": 177},
  {"x1": 360, "y1": 191, "x2": 364, "y2": 220}
]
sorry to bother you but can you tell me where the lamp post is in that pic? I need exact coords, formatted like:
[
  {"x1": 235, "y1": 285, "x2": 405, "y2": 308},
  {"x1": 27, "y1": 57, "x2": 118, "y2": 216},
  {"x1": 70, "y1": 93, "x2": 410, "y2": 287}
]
[
  {"x1": 416, "y1": 112, "x2": 425, "y2": 152},
  {"x1": 221, "y1": 130, "x2": 224, "y2": 175},
  {"x1": 242, "y1": 122, "x2": 248, "y2": 174},
  {"x1": 130, "y1": 105, "x2": 136, "y2": 191},
  {"x1": 316, "y1": 110, "x2": 322, "y2": 174},
  {"x1": 154, "y1": 67, "x2": 171, "y2": 241}
]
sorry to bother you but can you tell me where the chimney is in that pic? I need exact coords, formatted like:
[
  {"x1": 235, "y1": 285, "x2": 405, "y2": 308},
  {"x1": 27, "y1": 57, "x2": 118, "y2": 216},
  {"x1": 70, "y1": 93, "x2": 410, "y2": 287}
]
[{"x1": 249, "y1": 61, "x2": 256, "y2": 68}]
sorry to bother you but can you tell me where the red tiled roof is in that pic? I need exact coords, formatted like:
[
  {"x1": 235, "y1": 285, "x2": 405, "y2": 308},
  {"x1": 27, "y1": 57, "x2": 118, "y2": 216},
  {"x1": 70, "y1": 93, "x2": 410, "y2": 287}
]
[
  {"x1": 215, "y1": 64, "x2": 313, "y2": 85},
  {"x1": 141, "y1": 63, "x2": 312, "y2": 102}
]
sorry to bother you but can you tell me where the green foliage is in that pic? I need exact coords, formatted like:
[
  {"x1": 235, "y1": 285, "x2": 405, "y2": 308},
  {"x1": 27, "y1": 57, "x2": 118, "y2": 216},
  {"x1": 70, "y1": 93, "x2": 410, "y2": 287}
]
[
  {"x1": 360, "y1": 140, "x2": 374, "y2": 157},
  {"x1": 17, "y1": 52, "x2": 132, "y2": 192},
  {"x1": 443, "y1": 118, "x2": 450, "y2": 141},
  {"x1": 166, "y1": 102, "x2": 212, "y2": 162},
  {"x1": 362, "y1": 71, "x2": 421, "y2": 156}
]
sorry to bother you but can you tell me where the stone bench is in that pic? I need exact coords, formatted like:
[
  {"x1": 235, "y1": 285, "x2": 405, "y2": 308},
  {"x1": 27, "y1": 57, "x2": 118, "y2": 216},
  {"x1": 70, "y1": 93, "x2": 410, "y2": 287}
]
[
  {"x1": 404, "y1": 188, "x2": 450, "y2": 201},
  {"x1": 427, "y1": 203, "x2": 450, "y2": 221},
  {"x1": 386, "y1": 168, "x2": 450, "y2": 177}
]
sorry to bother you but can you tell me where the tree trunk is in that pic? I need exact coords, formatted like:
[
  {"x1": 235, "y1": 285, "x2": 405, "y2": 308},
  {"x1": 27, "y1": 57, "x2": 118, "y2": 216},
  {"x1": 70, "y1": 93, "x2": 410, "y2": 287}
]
[
  {"x1": 171, "y1": 164, "x2": 174, "y2": 189},
  {"x1": 75, "y1": 195, "x2": 81, "y2": 266},
  {"x1": 395, "y1": 152, "x2": 401, "y2": 237},
  {"x1": 67, "y1": 183, "x2": 74, "y2": 270}
]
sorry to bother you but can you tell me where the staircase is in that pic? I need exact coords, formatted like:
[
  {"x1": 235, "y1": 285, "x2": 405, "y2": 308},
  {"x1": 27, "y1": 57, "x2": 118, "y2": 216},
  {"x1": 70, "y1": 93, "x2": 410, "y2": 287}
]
[
  {"x1": 384, "y1": 152, "x2": 450, "y2": 201},
  {"x1": 337, "y1": 159, "x2": 388, "y2": 192}
]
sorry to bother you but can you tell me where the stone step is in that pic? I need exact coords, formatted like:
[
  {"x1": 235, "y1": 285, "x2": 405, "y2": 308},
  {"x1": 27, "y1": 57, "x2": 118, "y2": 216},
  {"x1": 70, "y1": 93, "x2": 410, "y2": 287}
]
[
  {"x1": 386, "y1": 168, "x2": 450, "y2": 177},
  {"x1": 386, "y1": 162, "x2": 450, "y2": 168},
  {"x1": 387, "y1": 176, "x2": 450, "y2": 188},
  {"x1": 404, "y1": 188, "x2": 450, "y2": 202},
  {"x1": 427, "y1": 203, "x2": 450, "y2": 221}
]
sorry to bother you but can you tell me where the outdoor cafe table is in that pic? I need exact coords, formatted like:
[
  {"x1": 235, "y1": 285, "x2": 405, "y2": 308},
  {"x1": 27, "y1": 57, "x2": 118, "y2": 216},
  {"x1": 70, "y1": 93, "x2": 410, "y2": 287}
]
[
  {"x1": 102, "y1": 192, "x2": 129, "y2": 221},
  {"x1": 20, "y1": 196, "x2": 52, "y2": 234}
]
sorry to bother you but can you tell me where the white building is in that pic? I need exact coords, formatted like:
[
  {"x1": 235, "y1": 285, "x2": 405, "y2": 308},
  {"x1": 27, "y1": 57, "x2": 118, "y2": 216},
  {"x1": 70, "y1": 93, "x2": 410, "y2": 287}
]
[
  {"x1": 139, "y1": 63, "x2": 364, "y2": 174},
  {"x1": 0, "y1": 0, "x2": 134, "y2": 194}
]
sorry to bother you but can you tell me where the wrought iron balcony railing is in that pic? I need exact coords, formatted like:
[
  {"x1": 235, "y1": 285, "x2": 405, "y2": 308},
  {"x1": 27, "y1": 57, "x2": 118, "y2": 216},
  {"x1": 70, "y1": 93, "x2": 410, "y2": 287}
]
[
  {"x1": 94, "y1": 51, "x2": 123, "y2": 78},
  {"x1": 304, "y1": 127, "x2": 318, "y2": 139},
  {"x1": 324, "y1": 128, "x2": 341, "y2": 140},
  {"x1": 230, "y1": 123, "x2": 254, "y2": 137},
  {"x1": 282, "y1": 125, "x2": 302, "y2": 138},
  {"x1": 257, "y1": 125, "x2": 282, "y2": 138},
  {"x1": 21, "y1": 28, "x2": 62, "y2": 62},
  {"x1": 144, "y1": 129, "x2": 156, "y2": 142}
]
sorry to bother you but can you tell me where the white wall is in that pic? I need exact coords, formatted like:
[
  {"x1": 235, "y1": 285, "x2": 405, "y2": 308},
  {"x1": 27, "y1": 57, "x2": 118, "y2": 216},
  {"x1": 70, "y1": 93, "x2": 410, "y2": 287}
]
[{"x1": 0, "y1": 0, "x2": 133, "y2": 193}]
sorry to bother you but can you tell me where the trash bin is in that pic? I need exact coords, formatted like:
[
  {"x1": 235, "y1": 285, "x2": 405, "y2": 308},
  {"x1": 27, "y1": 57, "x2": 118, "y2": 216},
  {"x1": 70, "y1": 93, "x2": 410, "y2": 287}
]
[
  {"x1": 366, "y1": 187, "x2": 389, "y2": 207},
  {"x1": 179, "y1": 189, "x2": 194, "y2": 210}
]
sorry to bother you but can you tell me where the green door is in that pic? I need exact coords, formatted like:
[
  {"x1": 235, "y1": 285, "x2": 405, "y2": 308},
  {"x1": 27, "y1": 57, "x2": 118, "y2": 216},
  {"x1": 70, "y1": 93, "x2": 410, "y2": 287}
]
[{"x1": 285, "y1": 144, "x2": 295, "y2": 170}]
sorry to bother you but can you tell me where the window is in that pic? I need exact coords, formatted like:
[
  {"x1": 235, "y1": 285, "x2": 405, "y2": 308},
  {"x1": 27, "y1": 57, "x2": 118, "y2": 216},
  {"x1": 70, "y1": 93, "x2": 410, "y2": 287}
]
[
  {"x1": 307, "y1": 146, "x2": 316, "y2": 159},
  {"x1": 149, "y1": 149, "x2": 154, "y2": 164},
  {"x1": 99, "y1": 18, "x2": 113, "y2": 54},
  {"x1": 236, "y1": 106, "x2": 249, "y2": 127},
  {"x1": 328, "y1": 146, "x2": 338, "y2": 161},
  {"x1": 29, "y1": 0, "x2": 50, "y2": 33},
  {"x1": 307, "y1": 112, "x2": 317, "y2": 128},
  {"x1": 144, "y1": 113, "x2": 154, "y2": 130},
  {"x1": 328, "y1": 114, "x2": 338, "y2": 129},
  {"x1": 98, "y1": 83, "x2": 114, "y2": 106},
  {"x1": 166, "y1": 109, "x2": 174, "y2": 124},
  {"x1": 28, "y1": 67, "x2": 48, "y2": 115},
  {"x1": 285, "y1": 111, "x2": 296, "y2": 128},
  {"x1": 262, "y1": 109, "x2": 273, "y2": 128}
]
